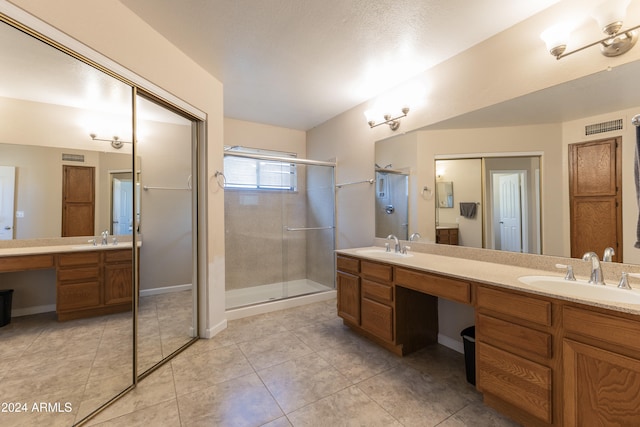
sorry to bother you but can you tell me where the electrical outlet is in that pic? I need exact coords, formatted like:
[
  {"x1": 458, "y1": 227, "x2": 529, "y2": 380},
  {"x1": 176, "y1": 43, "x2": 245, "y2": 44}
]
[{"x1": 16, "y1": 211, "x2": 24, "y2": 218}]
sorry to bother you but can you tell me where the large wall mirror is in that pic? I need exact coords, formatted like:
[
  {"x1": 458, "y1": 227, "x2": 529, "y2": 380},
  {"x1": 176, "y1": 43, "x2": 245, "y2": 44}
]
[
  {"x1": 374, "y1": 57, "x2": 640, "y2": 265},
  {"x1": 0, "y1": 16, "x2": 199, "y2": 425}
]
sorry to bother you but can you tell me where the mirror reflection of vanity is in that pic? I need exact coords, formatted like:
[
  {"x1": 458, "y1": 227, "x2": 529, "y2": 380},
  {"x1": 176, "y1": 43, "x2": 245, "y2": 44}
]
[
  {"x1": 374, "y1": 58, "x2": 640, "y2": 265},
  {"x1": 0, "y1": 16, "x2": 200, "y2": 425}
]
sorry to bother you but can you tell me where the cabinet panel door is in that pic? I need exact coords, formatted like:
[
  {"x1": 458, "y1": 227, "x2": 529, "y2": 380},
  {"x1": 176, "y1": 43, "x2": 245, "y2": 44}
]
[
  {"x1": 563, "y1": 339, "x2": 640, "y2": 427},
  {"x1": 477, "y1": 341, "x2": 552, "y2": 423},
  {"x1": 361, "y1": 297, "x2": 393, "y2": 342},
  {"x1": 104, "y1": 263, "x2": 133, "y2": 305},
  {"x1": 337, "y1": 271, "x2": 360, "y2": 325}
]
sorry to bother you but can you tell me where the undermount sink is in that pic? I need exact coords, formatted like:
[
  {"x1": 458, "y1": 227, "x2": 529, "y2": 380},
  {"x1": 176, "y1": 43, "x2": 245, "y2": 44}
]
[
  {"x1": 355, "y1": 247, "x2": 413, "y2": 259},
  {"x1": 518, "y1": 275, "x2": 640, "y2": 305}
]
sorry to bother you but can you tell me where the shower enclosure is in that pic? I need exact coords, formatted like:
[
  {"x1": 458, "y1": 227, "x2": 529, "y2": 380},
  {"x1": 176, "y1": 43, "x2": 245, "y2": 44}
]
[
  {"x1": 375, "y1": 169, "x2": 409, "y2": 240},
  {"x1": 224, "y1": 149, "x2": 335, "y2": 308}
]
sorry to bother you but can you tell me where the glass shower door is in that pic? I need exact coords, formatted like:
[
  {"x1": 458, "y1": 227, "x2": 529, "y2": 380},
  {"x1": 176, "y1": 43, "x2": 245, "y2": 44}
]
[{"x1": 282, "y1": 162, "x2": 336, "y2": 298}]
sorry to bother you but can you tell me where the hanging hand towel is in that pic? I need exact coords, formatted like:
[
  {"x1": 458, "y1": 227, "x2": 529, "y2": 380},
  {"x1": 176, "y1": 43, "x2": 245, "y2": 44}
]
[{"x1": 459, "y1": 202, "x2": 477, "y2": 219}]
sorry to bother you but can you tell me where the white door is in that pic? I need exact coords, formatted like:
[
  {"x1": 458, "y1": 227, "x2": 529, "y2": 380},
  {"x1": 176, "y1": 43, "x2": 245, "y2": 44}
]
[
  {"x1": 498, "y1": 173, "x2": 522, "y2": 252},
  {"x1": 111, "y1": 172, "x2": 133, "y2": 235},
  {"x1": 0, "y1": 166, "x2": 16, "y2": 240}
]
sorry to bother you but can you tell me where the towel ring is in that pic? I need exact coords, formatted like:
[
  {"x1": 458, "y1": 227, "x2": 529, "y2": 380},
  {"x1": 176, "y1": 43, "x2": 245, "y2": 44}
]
[
  {"x1": 421, "y1": 186, "x2": 433, "y2": 198},
  {"x1": 214, "y1": 170, "x2": 226, "y2": 189}
]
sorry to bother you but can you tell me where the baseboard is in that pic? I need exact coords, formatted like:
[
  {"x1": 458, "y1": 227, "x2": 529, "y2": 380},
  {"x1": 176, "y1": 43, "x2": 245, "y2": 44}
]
[
  {"x1": 202, "y1": 318, "x2": 227, "y2": 339},
  {"x1": 140, "y1": 283, "x2": 192, "y2": 297},
  {"x1": 12, "y1": 304, "x2": 56, "y2": 317},
  {"x1": 438, "y1": 333, "x2": 464, "y2": 354},
  {"x1": 225, "y1": 290, "x2": 336, "y2": 321}
]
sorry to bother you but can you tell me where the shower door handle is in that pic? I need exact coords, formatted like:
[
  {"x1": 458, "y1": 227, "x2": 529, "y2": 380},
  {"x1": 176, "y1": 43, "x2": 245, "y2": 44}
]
[{"x1": 285, "y1": 226, "x2": 335, "y2": 232}]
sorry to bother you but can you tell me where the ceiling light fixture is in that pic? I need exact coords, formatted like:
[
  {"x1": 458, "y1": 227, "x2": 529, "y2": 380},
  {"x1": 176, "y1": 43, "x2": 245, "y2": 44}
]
[
  {"x1": 541, "y1": 0, "x2": 638, "y2": 60},
  {"x1": 364, "y1": 107, "x2": 410, "y2": 131},
  {"x1": 89, "y1": 133, "x2": 132, "y2": 149}
]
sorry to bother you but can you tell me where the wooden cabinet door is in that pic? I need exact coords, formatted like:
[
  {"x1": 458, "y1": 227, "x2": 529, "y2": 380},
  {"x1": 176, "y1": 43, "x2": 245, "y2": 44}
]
[
  {"x1": 104, "y1": 263, "x2": 133, "y2": 305},
  {"x1": 569, "y1": 138, "x2": 621, "y2": 260},
  {"x1": 337, "y1": 271, "x2": 360, "y2": 325},
  {"x1": 563, "y1": 339, "x2": 640, "y2": 426},
  {"x1": 62, "y1": 165, "x2": 95, "y2": 237}
]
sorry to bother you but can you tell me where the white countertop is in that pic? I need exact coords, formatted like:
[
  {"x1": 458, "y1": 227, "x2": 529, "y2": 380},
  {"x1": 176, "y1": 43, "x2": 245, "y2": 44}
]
[
  {"x1": 337, "y1": 246, "x2": 640, "y2": 316},
  {"x1": 0, "y1": 241, "x2": 140, "y2": 257}
]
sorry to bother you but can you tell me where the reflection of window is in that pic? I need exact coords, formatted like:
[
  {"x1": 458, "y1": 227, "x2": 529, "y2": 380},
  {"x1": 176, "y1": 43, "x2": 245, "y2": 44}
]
[{"x1": 223, "y1": 147, "x2": 297, "y2": 190}]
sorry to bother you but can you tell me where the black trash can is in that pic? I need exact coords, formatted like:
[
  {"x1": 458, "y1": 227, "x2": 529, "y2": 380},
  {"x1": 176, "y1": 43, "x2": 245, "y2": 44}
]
[
  {"x1": 0, "y1": 289, "x2": 14, "y2": 327},
  {"x1": 461, "y1": 325, "x2": 476, "y2": 385}
]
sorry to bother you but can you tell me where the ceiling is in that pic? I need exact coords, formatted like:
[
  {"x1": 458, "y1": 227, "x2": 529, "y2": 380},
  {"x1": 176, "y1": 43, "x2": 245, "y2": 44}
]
[{"x1": 120, "y1": 0, "x2": 562, "y2": 130}]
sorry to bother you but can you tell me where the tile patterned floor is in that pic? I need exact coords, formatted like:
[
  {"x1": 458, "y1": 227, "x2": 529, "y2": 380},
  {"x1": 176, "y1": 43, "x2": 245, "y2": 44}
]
[
  {"x1": 83, "y1": 298, "x2": 520, "y2": 427},
  {"x1": 0, "y1": 291, "x2": 194, "y2": 427}
]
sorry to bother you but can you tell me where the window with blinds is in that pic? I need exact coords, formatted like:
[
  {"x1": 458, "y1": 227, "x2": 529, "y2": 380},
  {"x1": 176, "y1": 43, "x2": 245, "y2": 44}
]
[{"x1": 223, "y1": 147, "x2": 297, "y2": 190}]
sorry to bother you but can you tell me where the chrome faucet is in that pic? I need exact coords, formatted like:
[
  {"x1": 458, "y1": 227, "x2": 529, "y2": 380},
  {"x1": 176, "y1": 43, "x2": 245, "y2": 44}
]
[
  {"x1": 603, "y1": 247, "x2": 615, "y2": 262},
  {"x1": 582, "y1": 252, "x2": 605, "y2": 285},
  {"x1": 101, "y1": 230, "x2": 109, "y2": 246},
  {"x1": 409, "y1": 232, "x2": 421, "y2": 242},
  {"x1": 387, "y1": 234, "x2": 400, "y2": 253}
]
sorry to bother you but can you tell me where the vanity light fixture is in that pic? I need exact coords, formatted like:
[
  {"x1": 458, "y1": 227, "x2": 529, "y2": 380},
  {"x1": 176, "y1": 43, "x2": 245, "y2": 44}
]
[
  {"x1": 365, "y1": 107, "x2": 410, "y2": 131},
  {"x1": 541, "y1": 0, "x2": 639, "y2": 60},
  {"x1": 89, "y1": 133, "x2": 132, "y2": 149}
]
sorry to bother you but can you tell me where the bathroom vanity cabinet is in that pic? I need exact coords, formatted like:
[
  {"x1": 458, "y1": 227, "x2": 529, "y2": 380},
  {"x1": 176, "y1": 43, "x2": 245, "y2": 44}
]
[
  {"x1": 57, "y1": 249, "x2": 133, "y2": 321},
  {"x1": 435, "y1": 227, "x2": 458, "y2": 245},
  {"x1": 0, "y1": 246, "x2": 134, "y2": 321},
  {"x1": 336, "y1": 255, "x2": 438, "y2": 355},
  {"x1": 336, "y1": 250, "x2": 640, "y2": 426}
]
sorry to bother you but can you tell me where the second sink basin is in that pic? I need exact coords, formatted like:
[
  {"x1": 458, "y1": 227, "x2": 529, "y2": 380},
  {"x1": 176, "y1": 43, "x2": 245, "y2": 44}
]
[
  {"x1": 355, "y1": 248, "x2": 413, "y2": 259},
  {"x1": 518, "y1": 275, "x2": 640, "y2": 305}
]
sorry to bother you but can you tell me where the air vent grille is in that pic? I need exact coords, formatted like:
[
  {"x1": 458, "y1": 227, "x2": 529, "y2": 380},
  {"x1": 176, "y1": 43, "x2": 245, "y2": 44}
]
[
  {"x1": 585, "y1": 119, "x2": 623, "y2": 135},
  {"x1": 62, "y1": 153, "x2": 85, "y2": 162}
]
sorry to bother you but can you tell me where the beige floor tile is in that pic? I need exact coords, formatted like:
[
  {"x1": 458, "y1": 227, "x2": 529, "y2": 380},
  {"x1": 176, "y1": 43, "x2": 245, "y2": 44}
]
[
  {"x1": 171, "y1": 344, "x2": 254, "y2": 396},
  {"x1": 437, "y1": 401, "x2": 520, "y2": 427},
  {"x1": 90, "y1": 399, "x2": 181, "y2": 427},
  {"x1": 257, "y1": 353, "x2": 351, "y2": 413},
  {"x1": 177, "y1": 373, "x2": 283, "y2": 426},
  {"x1": 84, "y1": 364, "x2": 175, "y2": 425},
  {"x1": 358, "y1": 364, "x2": 472, "y2": 426},
  {"x1": 237, "y1": 330, "x2": 314, "y2": 370},
  {"x1": 286, "y1": 385, "x2": 402, "y2": 427}
]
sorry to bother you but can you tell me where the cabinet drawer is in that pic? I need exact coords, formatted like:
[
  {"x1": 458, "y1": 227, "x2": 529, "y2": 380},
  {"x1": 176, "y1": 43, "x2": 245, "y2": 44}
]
[
  {"x1": 337, "y1": 255, "x2": 359, "y2": 275},
  {"x1": 57, "y1": 281, "x2": 101, "y2": 310},
  {"x1": 58, "y1": 251, "x2": 100, "y2": 267},
  {"x1": 564, "y1": 306, "x2": 640, "y2": 353},
  {"x1": 361, "y1": 261, "x2": 392, "y2": 283},
  {"x1": 104, "y1": 249, "x2": 133, "y2": 263},
  {"x1": 477, "y1": 286, "x2": 551, "y2": 326},
  {"x1": 0, "y1": 254, "x2": 54, "y2": 272},
  {"x1": 361, "y1": 297, "x2": 393, "y2": 342},
  {"x1": 477, "y1": 341, "x2": 552, "y2": 423},
  {"x1": 395, "y1": 268, "x2": 471, "y2": 304},
  {"x1": 477, "y1": 313, "x2": 552, "y2": 359},
  {"x1": 57, "y1": 266, "x2": 100, "y2": 282},
  {"x1": 362, "y1": 279, "x2": 393, "y2": 304}
]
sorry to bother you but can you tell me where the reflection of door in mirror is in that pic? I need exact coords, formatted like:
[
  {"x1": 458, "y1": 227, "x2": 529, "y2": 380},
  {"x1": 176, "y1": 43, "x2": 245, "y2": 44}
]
[
  {"x1": 569, "y1": 138, "x2": 621, "y2": 262},
  {"x1": 375, "y1": 170, "x2": 409, "y2": 240},
  {"x1": 0, "y1": 166, "x2": 15, "y2": 240},
  {"x1": 435, "y1": 156, "x2": 541, "y2": 252},
  {"x1": 111, "y1": 172, "x2": 134, "y2": 235},
  {"x1": 62, "y1": 165, "x2": 95, "y2": 237}
]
